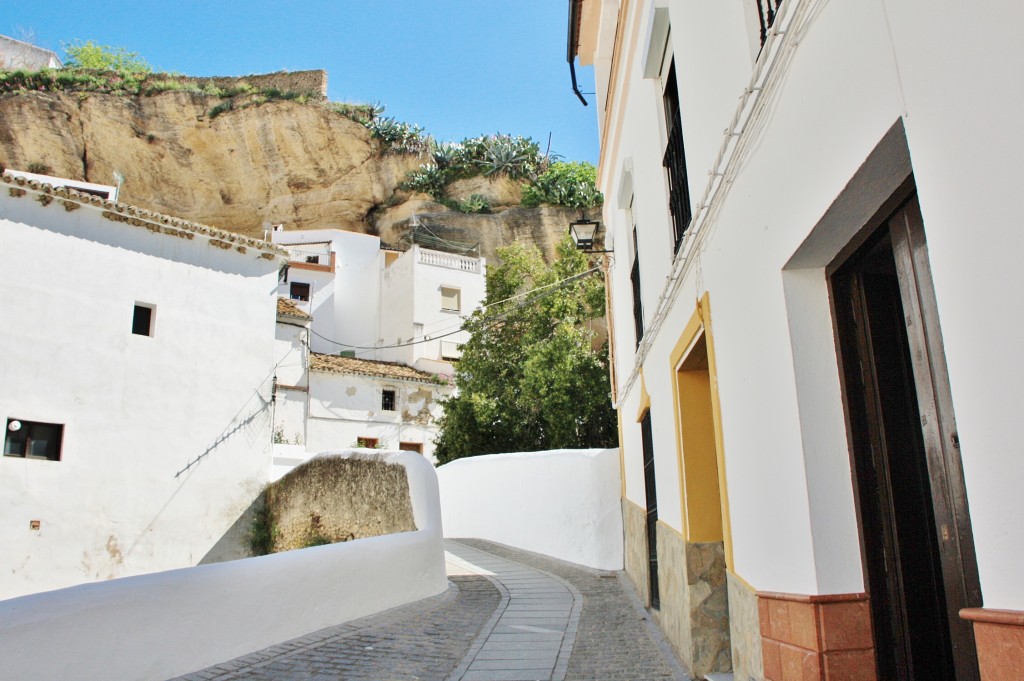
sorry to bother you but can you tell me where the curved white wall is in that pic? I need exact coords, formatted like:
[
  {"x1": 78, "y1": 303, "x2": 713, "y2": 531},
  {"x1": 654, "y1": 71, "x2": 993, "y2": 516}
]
[
  {"x1": 0, "y1": 450, "x2": 446, "y2": 681},
  {"x1": 437, "y1": 448, "x2": 623, "y2": 571}
]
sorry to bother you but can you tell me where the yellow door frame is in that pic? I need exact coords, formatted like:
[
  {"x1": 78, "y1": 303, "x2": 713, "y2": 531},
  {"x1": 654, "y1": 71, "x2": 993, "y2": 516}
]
[{"x1": 668, "y1": 293, "x2": 735, "y2": 569}]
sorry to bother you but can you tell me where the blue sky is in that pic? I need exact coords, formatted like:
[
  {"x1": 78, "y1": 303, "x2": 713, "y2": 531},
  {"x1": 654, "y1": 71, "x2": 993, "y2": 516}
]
[{"x1": 4, "y1": 2, "x2": 599, "y2": 163}]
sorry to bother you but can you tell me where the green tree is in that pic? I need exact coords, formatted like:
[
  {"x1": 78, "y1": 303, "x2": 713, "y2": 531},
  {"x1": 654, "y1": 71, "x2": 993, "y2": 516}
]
[
  {"x1": 433, "y1": 239, "x2": 617, "y2": 463},
  {"x1": 63, "y1": 40, "x2": 152, "y2": 72}
]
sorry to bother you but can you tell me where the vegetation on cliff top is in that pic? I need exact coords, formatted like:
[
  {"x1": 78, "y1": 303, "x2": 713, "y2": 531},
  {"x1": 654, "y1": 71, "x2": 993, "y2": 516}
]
[{"x1": 0, "y1": 41, "x2": 603, "y2": 213}]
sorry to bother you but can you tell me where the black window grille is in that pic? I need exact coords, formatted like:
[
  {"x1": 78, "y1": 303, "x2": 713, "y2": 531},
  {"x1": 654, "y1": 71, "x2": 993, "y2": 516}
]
[
  {"x1": 631, "y1": 260, "x2": 644, "y2": 347},
  {"x1": 630, "y1": 225, "x2": 644, "y2": 347},
  {"x1": 662, "y1": 61, "x2": 691, "y2": 252},
  {"x1": 756, "y1": 0, "x2": 783, "y2": 47},
  {"x1": 381, "y1": 389, "x2": 396, "y2": 412}
]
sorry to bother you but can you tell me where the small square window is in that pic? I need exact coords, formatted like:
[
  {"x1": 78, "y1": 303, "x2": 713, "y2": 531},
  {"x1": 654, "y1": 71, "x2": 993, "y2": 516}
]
[
  {"x1": 381, "y1": 389, "x2": 397, "y2": 412},
  {"x1": 356, "y1": 437, "x2": 379, "y2": 449},
  {"x1": 290, "y1": 282, "x2": 311, "y2": 302},
  {"x1": 440, "y1": 341, "x2": 463, "y2": 361},
  {"x1": 132, "y1": 303, "x2": 154, "y2": 336},
  {"x1": 4, "y1": 419, "x2": 63, "y2": 461},
  {"x1": 440, "y1": 286, "x2": 461, "y2": 313},
  {"x1": 399, "y1": 442, "x2": 423, "y2": 454}
]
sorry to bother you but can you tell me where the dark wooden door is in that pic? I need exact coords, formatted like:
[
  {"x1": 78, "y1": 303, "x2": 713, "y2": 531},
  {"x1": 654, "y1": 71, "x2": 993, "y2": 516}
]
[
  {"x1": 831, "y1": 193, "x2": 980, "y2": 681},
  {"x1": 640, "y1": 411, "x2": 660, "y2": 609}
]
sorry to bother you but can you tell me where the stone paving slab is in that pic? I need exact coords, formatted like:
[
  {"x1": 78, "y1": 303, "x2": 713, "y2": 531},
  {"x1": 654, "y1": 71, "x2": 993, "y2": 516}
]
[{"x1": 172, "y1": 539, "x2": 691, "y2": 681}]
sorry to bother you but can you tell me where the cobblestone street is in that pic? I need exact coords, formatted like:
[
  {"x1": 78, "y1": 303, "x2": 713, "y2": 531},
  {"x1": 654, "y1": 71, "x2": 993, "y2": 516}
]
[{"x1": 175, "y1": 540, "x2": 690, "y2": 681}]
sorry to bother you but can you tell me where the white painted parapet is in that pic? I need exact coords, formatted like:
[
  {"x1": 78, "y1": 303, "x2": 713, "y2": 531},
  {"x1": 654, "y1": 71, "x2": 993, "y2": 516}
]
[
  {"x1": 0, "y1": 450, "x2": 446, "y2": 681},
  {"x1": 437, "y1": 448, "x2": 624, "y2": 571}
]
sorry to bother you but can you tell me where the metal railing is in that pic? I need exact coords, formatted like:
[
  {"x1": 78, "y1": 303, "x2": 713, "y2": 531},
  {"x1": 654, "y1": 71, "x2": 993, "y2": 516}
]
[
  {"x1": 756, "y1": 0, "x2": 783, "y2": 46},
  {"x1": 662, "y1": 119, "x2": 692, "y2": 252},
  {"x1": 418, "y1": 249, "x2": 481, "y2": 273},
  {"x1": 283, "y1": 245, "x2": 332, "y2": 266}
]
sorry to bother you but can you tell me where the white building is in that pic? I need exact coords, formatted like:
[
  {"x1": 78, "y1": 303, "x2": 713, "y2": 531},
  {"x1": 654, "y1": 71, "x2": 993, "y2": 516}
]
[
  {"x1": 0, "y1": 35, "x2": 62, "y2": 71},
  {"x1": 575, "y1": 1, "x2": 1024, "y2": 680},
  {"x1": 0, "y1": 170, "x2": 285, "y2": 599},
  {"x1": 270, "y1": 228, "x2": 485, "y2": 466}
]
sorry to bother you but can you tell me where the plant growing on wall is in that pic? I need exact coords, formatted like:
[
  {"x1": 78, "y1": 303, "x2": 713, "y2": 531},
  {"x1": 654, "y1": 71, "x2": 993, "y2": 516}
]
[
  {"x1": 433, "y1": 238, "x2": 617, "y2": 462},
  {"x1": 248, "y1": 496, "x2": 276, "y2": 556}
]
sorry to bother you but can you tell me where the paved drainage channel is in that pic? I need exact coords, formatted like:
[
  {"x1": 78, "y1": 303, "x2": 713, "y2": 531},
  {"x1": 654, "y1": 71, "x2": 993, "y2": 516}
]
[{"x1": 444, "y1": 540, "x2": 582, "y2": 681}]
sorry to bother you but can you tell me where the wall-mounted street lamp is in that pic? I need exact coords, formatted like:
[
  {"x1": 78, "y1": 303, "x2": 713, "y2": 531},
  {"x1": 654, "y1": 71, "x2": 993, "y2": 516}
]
[
  {"x1": 568, "y1": 213, "x2": 618, "y2": 403},
  {"x1": 569, "y1": 216, "x2": 613, "y2": 254}
]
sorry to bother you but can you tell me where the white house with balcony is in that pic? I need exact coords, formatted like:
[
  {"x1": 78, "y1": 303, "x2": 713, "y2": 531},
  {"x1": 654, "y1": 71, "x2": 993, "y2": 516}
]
[
  {"x1": 574, "y1": 0, "x2": 1024, "y2": 679},
  {"x1": 270, "y1": 228, "x2": 485, "y2": 466}
]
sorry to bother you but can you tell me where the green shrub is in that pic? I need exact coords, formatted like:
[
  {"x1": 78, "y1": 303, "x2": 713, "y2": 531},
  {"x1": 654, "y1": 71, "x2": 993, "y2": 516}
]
[
  {"x1": 208, "y1": 100, "x2": 234, "y2": 118},
  {"x1": 63, "y1": 40, "x2": 152, "y2": 73},
  {"x1": 248, "y1": 500, "x2": 275, "y2": 556},
  {"x1": 522, "y1": 161, "x2": 603, "y2": 209},
  {"x1": 458, "y1": 194, "x2": 492, "y2": 214},
  {"x1": 302, "y1": 533, "x2": 333, "y2": 548}
]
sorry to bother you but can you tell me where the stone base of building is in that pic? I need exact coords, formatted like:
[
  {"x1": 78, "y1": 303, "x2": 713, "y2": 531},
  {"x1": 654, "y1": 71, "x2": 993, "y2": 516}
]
[
  {"x1": 621, "y1": 499, "x2": 732, "y2": 678},
  {"x1": 622, "y1": 498, "x2": 650, "y2": 606},
  {"x1": 729, "y1": 573, "x2": 764, "y2": 681},
  {"x1": 961, "y1": 607, "x2": 1024, "y2": 681},
  {"x1": 757, "y1": 591, "x2": 875, "y2": 681}
]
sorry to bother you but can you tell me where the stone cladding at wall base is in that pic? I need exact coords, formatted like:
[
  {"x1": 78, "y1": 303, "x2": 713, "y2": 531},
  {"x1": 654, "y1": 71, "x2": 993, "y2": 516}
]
[
  {"x1": 685, "y1": 540, "x2": 731, "y2": 675},
  {"x1": 621, "y1": 498, "x2": 732, "y2": 679},
  {"x1": 728, "y1": 572, "x2": 765, "y2": 681},
  {"x1": 622, "y1": 498, "x2": 650, "y2": 606},
  {"x1": 654, "y1": 523, "x2": 692, "y2": 669}
]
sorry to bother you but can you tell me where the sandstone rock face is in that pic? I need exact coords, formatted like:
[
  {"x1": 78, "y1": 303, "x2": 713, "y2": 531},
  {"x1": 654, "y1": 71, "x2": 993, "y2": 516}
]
[
  {"x1": 0, "y1": 90, "x2": 575, "y2": 263},
  {"x1": 0, "y1": 90, "x2": 421, "y2": 235}
]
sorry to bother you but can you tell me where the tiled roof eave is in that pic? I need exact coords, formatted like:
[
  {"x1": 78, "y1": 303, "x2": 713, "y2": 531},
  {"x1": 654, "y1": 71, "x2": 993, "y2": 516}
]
[
  {"x1": 1, "y1": 171, "x2": 288, "y2": 261},
  {"x1": 309, "y1": 354, "x2": 446, "y2": 385}
]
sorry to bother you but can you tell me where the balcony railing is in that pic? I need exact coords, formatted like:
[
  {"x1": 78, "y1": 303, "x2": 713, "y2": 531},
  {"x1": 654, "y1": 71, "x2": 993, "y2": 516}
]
[
  {"x1": 663, "y1": 120, "x2": 692, "y2": 252},
  {"x1": 756, "y1": 0, "x2": 783, "y2": 46},
  {"x1": 419, "y1": 249, "x2": 481, "y2": 274},
  {"x1": 282, "y1": 244, "x2": 335, "y2": 271}
]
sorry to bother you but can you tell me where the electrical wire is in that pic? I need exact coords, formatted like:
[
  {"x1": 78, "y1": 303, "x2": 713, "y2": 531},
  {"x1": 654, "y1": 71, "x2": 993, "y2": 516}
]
[{"x1": 305, "y1": 266, "x2": 601, "y2": 351}]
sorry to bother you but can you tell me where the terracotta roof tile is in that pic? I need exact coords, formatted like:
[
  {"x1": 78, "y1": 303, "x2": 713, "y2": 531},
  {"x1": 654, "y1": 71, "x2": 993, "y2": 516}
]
[
  {"x1": 310, "y1": 353, "x2": 444, "y2": 384},
  {"x1": 0, "y1": 171, "x2": 286, "y2": 260},
  {"x1": 277, "y1": 297, "x2": 311, "y2": 320}
]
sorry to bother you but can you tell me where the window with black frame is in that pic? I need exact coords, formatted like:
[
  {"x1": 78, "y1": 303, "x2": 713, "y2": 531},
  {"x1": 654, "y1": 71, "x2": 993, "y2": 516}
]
[
  {"x1": 4, "y1": 419, "x2": 63, "y2": 461},
  {"x1": 662, "y1": 60, "x2": 692, "y2": 252}
]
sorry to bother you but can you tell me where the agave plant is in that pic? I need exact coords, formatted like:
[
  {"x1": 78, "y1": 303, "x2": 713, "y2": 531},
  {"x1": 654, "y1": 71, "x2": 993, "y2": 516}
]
[
  {"x1": 476, "y1": 134, "x2": 545, "y2": 180},
  {"x1": 367, "y1": 116, "x2": 428, "y2": 155}
]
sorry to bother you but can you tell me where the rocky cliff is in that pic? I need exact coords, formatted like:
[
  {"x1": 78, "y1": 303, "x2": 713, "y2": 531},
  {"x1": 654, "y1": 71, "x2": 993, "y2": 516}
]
[{"x1": 0, "y1": 88, "x2": 578, "y2": 262}]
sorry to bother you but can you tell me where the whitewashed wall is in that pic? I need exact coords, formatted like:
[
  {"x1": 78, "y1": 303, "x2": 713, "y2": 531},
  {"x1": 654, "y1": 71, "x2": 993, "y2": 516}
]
[
  {"x1": 0, "y1": 450, "x2": 447, "y2": 681},
  {"x1": 594, "y1": 0, "x2": 1024, "y2": 608},
  {"x1": 0, "y1": 182, "x2": 283, "y2": 600},
  {"x1": 437, "y1": 448, "x2": 624, "y2": 570},
  {"x1": 272, "y1": 229, "x2": 382, "y2": 355},
  {"x1": 379, "y1": 248, "x2": 417, "y2": 365},
  {"x1": 306, "y1": 371, "x2": 448, "y2": 461},
  {"x1": 379, "y1": 245, "x2": 486, "y2": 369}
]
